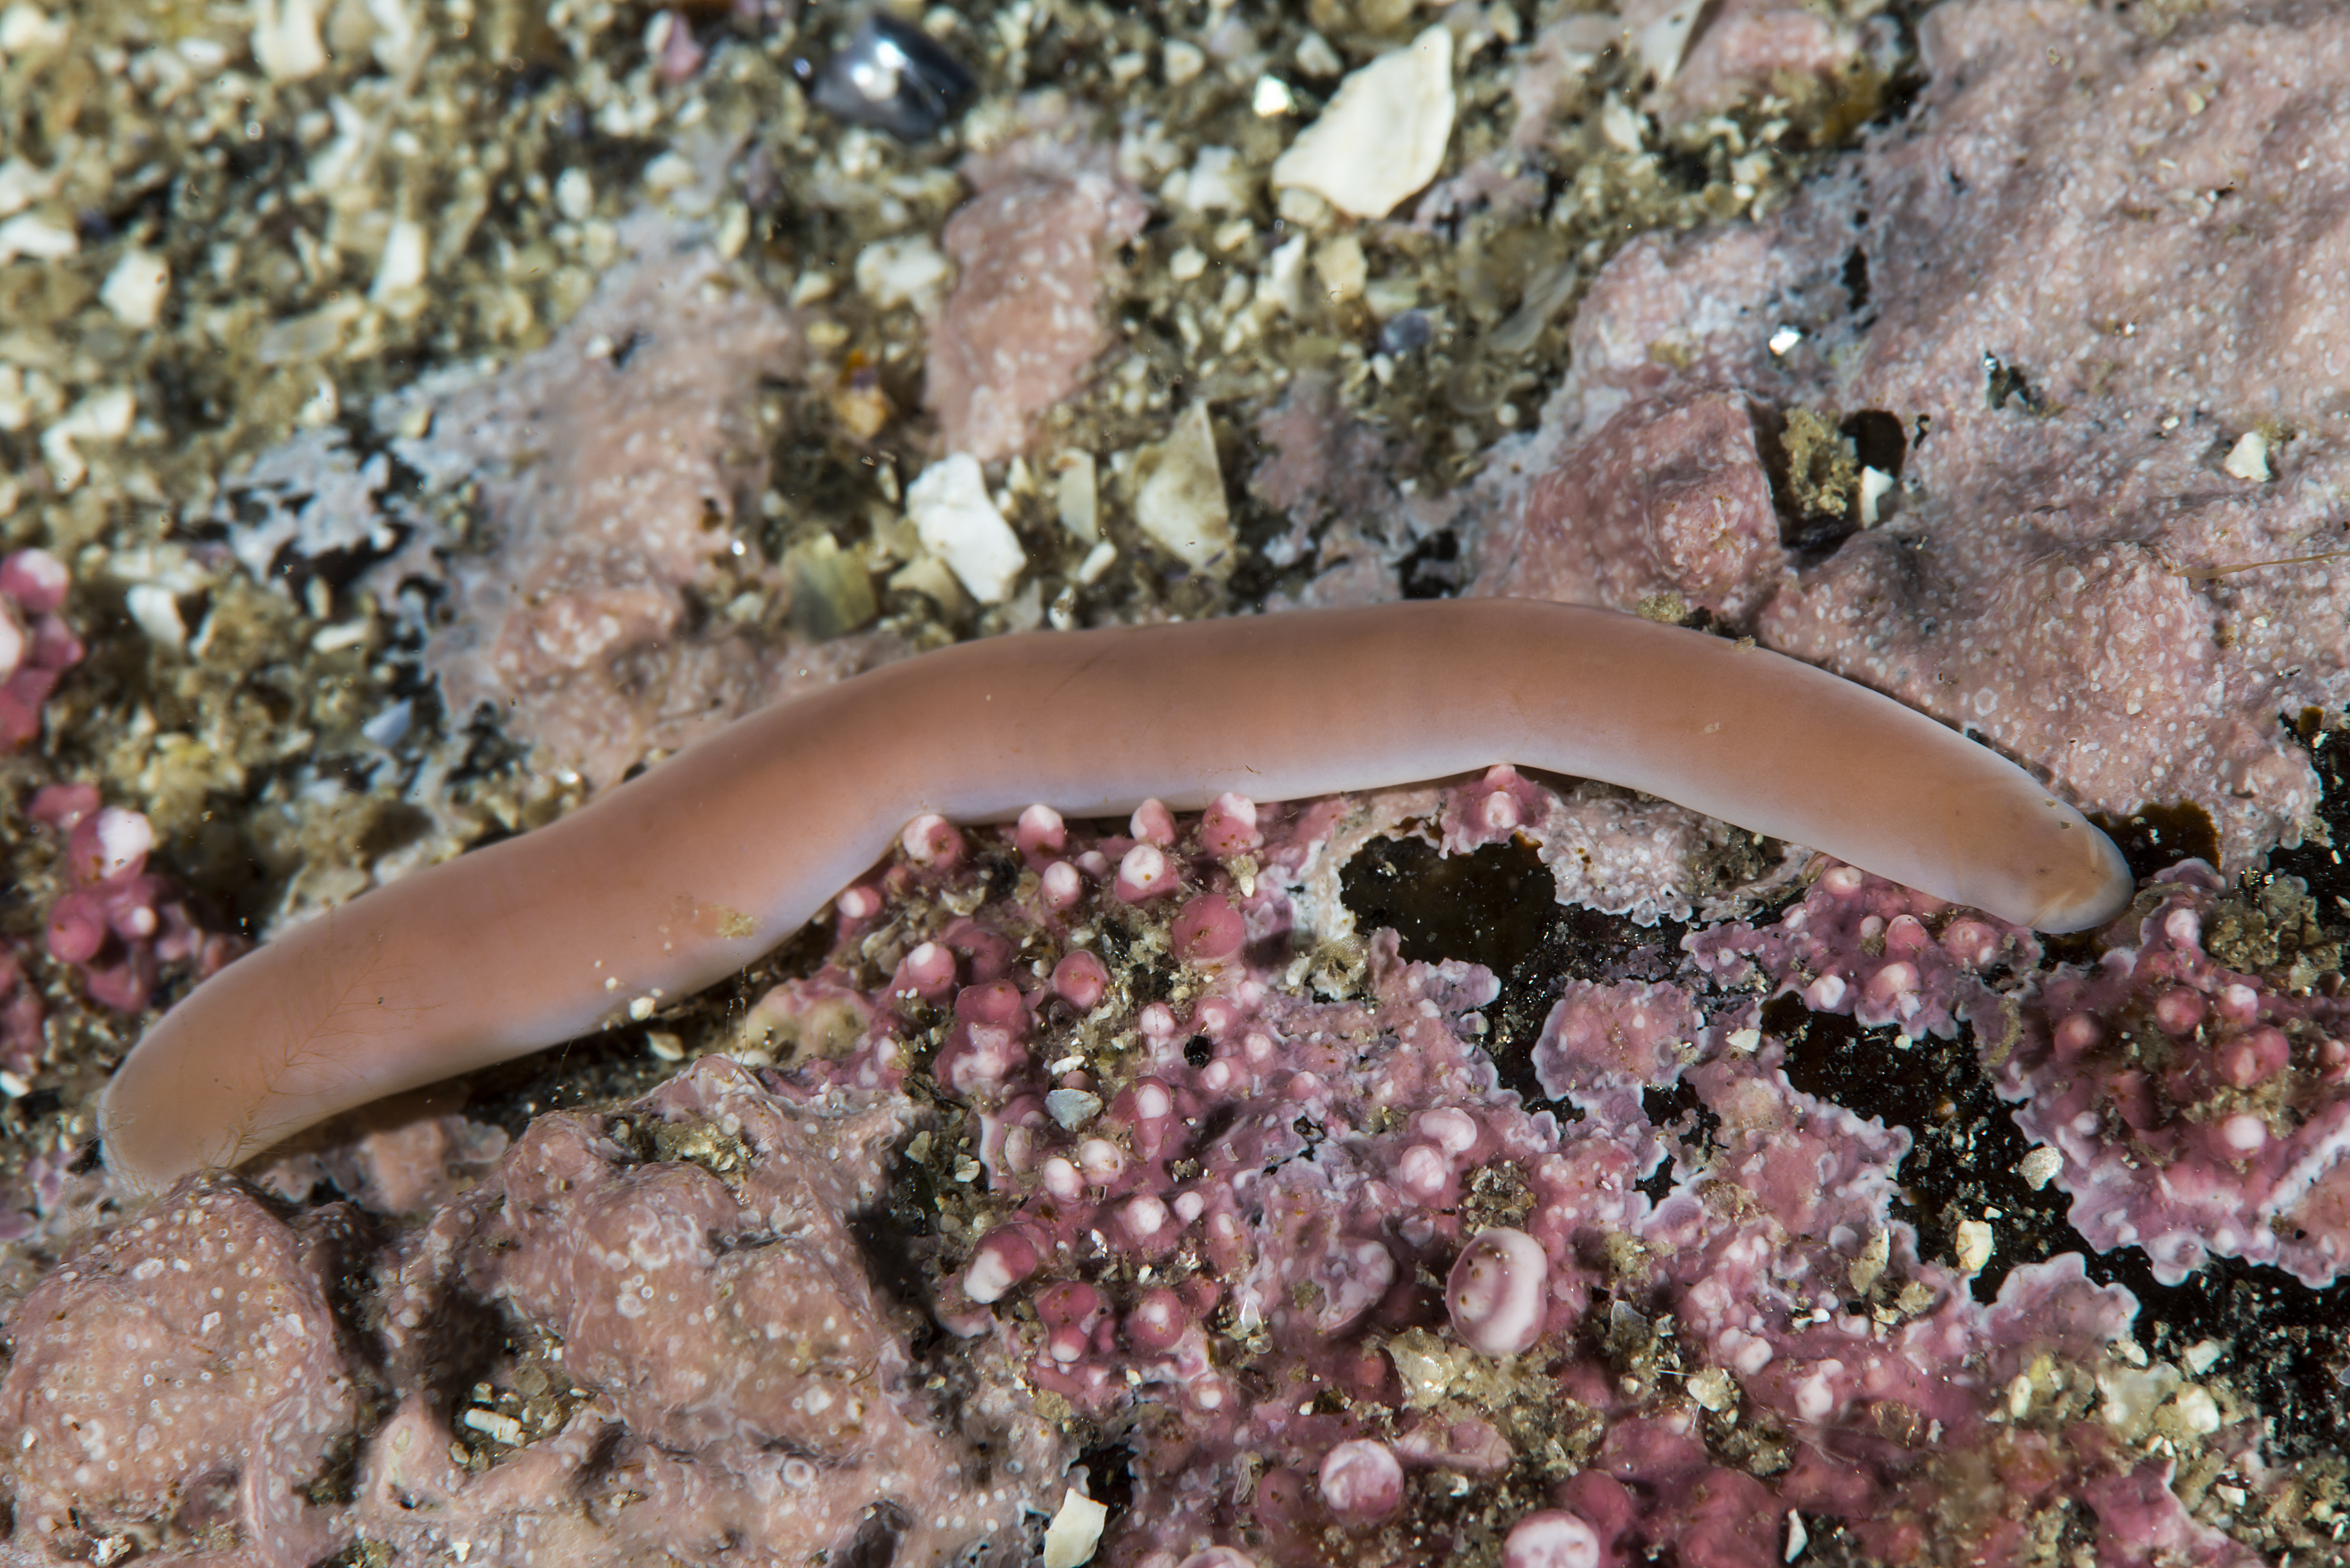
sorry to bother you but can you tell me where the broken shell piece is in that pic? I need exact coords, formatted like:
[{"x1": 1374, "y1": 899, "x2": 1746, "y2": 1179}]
[
  {"x1": 2223, "y1": 429, "x2": 2271, "y2": 482},
  {"x1": 1954, "y1": 1218, "x2": 1995, "y2": 1273},
  {"x1": 1270, "y1": 26, "x2": 1454, "y2": 220},
  {"x1": 906, "y1": 454, "x2": 1026, "y2": 603},
  {"x1": 1042, "y1": 1487, "x2": 1109, "y2": 1568},
  {"x1": 1133, "y1": 404, "x2": 1232, "y2": 572}
]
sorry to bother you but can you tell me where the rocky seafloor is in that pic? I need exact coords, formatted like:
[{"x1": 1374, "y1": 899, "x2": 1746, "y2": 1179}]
[{"x1": 4, "y1": 0, "x2": 2350, "y2": 1564}]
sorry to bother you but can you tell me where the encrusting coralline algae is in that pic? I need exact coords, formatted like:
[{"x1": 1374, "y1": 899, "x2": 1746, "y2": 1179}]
[{"x1": 5, "y1": 0, "x2": 2350, "y2": 1563}]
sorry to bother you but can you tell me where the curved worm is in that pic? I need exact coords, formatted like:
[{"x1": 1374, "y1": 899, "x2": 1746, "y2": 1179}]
[{"x1": 100, "y1": 600, "x2": 2132, "y2": 1189}]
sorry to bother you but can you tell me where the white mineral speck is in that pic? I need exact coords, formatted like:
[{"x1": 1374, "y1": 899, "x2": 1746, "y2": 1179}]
[
  {"x1": 0, "y1": 212, "x2": 76, "y2": 265},
  {"x1": 125, "y1": 585, "x2": 186, "y2": 652},
  {"x1": 1294, "y1": 30, "x2": 1342, "y2": 78},
  {"x1": 40, "y1": 387, "x2": 133, "y2": 490},
  {"x1": 2168, "y1": 1383, "x2": 2221, "y2": 1435},
  {"x1": 1687, "y1": 1367, "x2": 1736, "y2": 1412},
  {"x1": 1858, "y1": 466, "x2": 1895, "y2": 526},
  {"x1": 906, "y1": 453, "x2": 1027, "y2": 603},
  {"x1": 0, "y1": 157, "x2": 56, "y2": 219},
  {"x1": 1271, "y1": 25, "x2": 1454, "y2": 219},
  {"x1": 1954, "y1": 1217, "x2": 1994, "y2": 1273},
  {"x1": 369, "y1": 219, "x2": 428, "y2": 302},
  {"x1": 100, "y1": 249, "x2": 169, "y2": 329},
  {"x1": 1171, "y1": 146, "x2": 1249, "y2": 213},
  {"x1": 1162, "y1": 39, "x2": 1204, "y2": 86},
  {"x1": 1638, "y1": 0, "x2": 1707, "y2": 82},
  {"x1": 2017, "y1": 1145, "x2": 2063, "y2": 1189},
  {"x1": 854, "y1": 235, "x2": 950, "y2": 313},
  {"x1": 1045, "y1": 1088, "x2": 1103, "y2": 1130},
  {"x1": 555, "y1": 168, "x2": 594, "y2": 222},
  {"x1": 1313, "y1": 234, "x2": 1367, "y2": 301},
  {"x1": 1601, "y1": 94, "x2": 1648, "y2": 153},
  {"x1": 0, "y1": 6, "x2": 68, "y2": 55}
]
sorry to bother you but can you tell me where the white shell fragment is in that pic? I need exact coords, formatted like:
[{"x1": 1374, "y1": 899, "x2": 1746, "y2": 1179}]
[
  {"x1": 1042, "y1": 1487, "x2": 1109, "y2": 1568},
  {"x1": 1051, "y1": 450, "x2": 1098, "y2": 541},
  {"x1": 125, "y1": 584, "x2": 187, "y2": 653},
  {"x1": 0, "y1": 212, "x2": 75, "y2": 265},
  {"x1": 1133, "y1": 403, "x2": 1232, "y2": 571},
  {"x1": 853, "y1": 235, "x2": 950, "y2": 312},
  {"x1": 251, "y1": 0, "x2": 328, "y2": 81},
  {"x1": 2223, "y1": 429, "x2": 2271, "y2": 482},
  {"x1": 1637, "y1": 0, "x2": 1708, "y2": 83},
  {"x1": 369, "y1": 219, "x2": 428, "y2": 304},
  {"x1": 906, "y1": 453, "x2": 1026, "y2": 604},
  {"x1": 1270, "y1": 25, "x2": 1454, "y2": 220},
  {"x1": 1857, "y1": 465, "x2": 1895, "y2": 526},
  {"x1": 40, "y1": 387, "x2": 134, "y2": 491}
]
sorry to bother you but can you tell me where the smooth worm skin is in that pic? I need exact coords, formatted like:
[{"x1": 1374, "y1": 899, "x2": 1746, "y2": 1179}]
[{"x1": 100, "y1": 599, "x2": 2132, "y2": 1189}]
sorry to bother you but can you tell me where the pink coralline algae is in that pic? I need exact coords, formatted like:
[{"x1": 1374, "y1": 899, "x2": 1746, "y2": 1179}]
[
  {"x1": 923, "y1": 127, "x2": 1148, "y2": 462},
  {"x1": 1321, "y1": 762, "x2": 1794, "y2": 930},
  {"x1": 27, "y1": 782, "x2": 243, "y2": 1013},
  {"x1": 1692, "y1": 855, "x2": 2350, "y2": 1289},
  {"x1": 1, "y1": 1061, "x2": 1061, "y2": 1566},
  {"x1": 1993, "y1": 865, "x2": 2350, "y2": 1288},
  {"x1": 0, "y1": 548, "x2": 80, "y2": 751},
  {"x1": 1470, "y1": 0, "x2": 2350, "y2": 871},
  {"x1": 670, "y1": 799, "x2": 2292, "y2": 1565},
  {"x1": 3, "y1": 783, "x2": 2327, "y2": 1564}
]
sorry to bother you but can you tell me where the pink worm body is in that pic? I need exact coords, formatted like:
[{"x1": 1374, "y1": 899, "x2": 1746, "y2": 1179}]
[{"x1": 100, "y1": 600, "x2": 2131, "y2": 1189}]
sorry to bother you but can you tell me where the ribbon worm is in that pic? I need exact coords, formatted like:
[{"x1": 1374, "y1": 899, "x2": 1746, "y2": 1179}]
[{"x1": 101, "y1": 600, "x2": 2132, "y2": 1189}]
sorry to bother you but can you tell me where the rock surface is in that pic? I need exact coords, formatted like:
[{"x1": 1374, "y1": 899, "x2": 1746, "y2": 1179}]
[{"x1": 1473, "y1": 0, "x2": 2350, "y2": 871}]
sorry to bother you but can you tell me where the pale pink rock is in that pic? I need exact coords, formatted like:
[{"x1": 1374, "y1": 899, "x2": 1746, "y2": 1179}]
[
  {"x1": 0, "y1": 1184, "x2": 363, "y2": 1565},
  {"x1": 401, "y1": 216, "x2": 891, "y2": 790},
  {"x1": 1652, "y1": 0, "x2": 1869, "y2": 121},
  {"x1": 1477, "y1": 388, "x2": 1789, "y2": 625},
  {"x1": 924, "y1": 132, "x2": 1147, "y2": 462},
  {"x1": 1532, "y1": 980, "x2": 1704, "y2": 1103},
  {"x1": 1246, "y1": 372, "x2": 1433, "y2": 602},
  {"x1": 1473, "y1": 0, "x2": 2350, "y2": 870}
]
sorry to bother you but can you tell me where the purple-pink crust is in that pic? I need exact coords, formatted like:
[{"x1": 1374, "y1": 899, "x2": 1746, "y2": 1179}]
[{"x1": 4, "y1": 783, "x2": 2312, "y2": 1565}]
